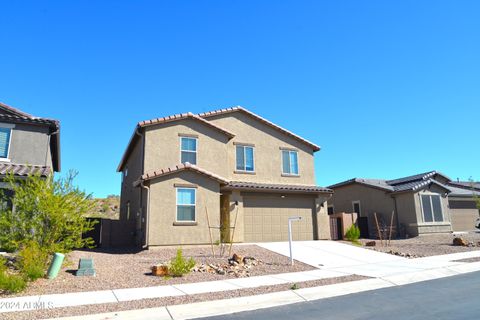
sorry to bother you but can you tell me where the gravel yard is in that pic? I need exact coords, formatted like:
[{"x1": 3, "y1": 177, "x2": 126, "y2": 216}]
[
  {"x1": 355, "y1": 232, "x2": 480, "y2": 258},
  {"x1": 1, "y1": 244, "x2": 314, "y2": 298},
  {"x1": 3, "y1": 274, "x2": 367, "y2": 320}
]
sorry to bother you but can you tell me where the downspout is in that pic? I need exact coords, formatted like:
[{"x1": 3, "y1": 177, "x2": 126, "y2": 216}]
[
  {"x1": 140, "y1": 180, "x2": 150, "y2": 249},
  {"x1": 45, "y1": 127, "x2": 59, "y2": 169}
]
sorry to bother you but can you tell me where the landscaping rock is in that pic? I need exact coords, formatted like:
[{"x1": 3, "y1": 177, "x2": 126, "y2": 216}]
[
  {"x1": 453, "y1": 237, "x2": 468, "y2": 246},
  {"x1": 232, "y1": 253, "x2": 243, "y2": 264},
  {"x1": 365, "y1": 241, "x2": 376, "y2": 247}
]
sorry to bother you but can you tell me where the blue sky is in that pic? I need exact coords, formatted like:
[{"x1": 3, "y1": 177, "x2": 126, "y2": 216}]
[{"x1": 0, "y1": 1, "x2": 479, "y2": 197}]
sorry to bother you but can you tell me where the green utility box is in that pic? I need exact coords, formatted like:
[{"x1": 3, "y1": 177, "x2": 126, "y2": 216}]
[
  {"x1": 46, "y1": 253, "x2": 65, "y2": 279},
  {"x1": 76, "y1": 258, "x2": 96, "y2": 276}
]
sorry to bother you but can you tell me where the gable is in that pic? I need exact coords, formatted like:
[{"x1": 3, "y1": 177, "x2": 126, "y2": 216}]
[{"x1": 199, "y1": 107, "x2": 320, "y2": 152}]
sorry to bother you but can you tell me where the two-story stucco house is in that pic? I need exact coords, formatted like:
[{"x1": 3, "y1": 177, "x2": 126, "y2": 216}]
[
  {"x1": 117, "y1": 107, "x2": 332, "y2": 248},
  {"x1": 0, "y1": 102, "x2": 60, "y2": 190}
]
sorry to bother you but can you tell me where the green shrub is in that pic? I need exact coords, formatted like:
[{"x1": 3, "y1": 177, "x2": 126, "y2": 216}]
[
  {"x1": 168, "y1": 249, "x2": 195, "y2": 277},
  {"x1": 17, "y1": 241, "x2": 49, "y2": 281},
  {"x1": 345, "y1": 225, "x2": 361, "y2": 244},
  {"x1": 0, "y1": 257, "x2": 27, "y2": 294},
  {"x1": 0, "y1": 171, "x2": 97, "y2": 253}
]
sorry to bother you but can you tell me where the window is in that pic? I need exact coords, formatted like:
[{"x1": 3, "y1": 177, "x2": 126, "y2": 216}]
[
  {"x1": 352, "y1": 201, "x2": 361, "y2": 216},
  {"x1": 327, "y1": 205, "x2": 334, "y2": 215},
  {"x1": 176, "y1": 188, "x2": 196, "y2": 221},
  {"x1": 421, "y1": 194, "x2": 444, "y2": 222},
  {"x1": 236, "y1": 145, "x2": 254, "y2": 172},
  {"x1": 0, "y1": 126, "x2": 13, "y2": 159},
  {"x1": 282, "y1": 150, "x2": 299, "y2": 175},
  {"x1": 180, "y1": 137, "x2": 197, "y2": 164}
]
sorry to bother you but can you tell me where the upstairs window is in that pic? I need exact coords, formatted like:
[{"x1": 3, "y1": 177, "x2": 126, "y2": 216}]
[
  {"x1": 282, "y1": 150, "x2": 299, "y2": 175},
  {"x1": 177, "y1": 188, "x2": 196, "y2": 222},
  {"x1": 0, "y1": 125, "x2": 13, "y2": 160},
  {"x1": 180, "y1": 137, "x2": 197, "y2": 164},
  {"x1": 421, "y1": 194, "x2": 444, "y2": 222},
  {"x1": 236, "y1": 145, "x2": 254, "y2": 172}
]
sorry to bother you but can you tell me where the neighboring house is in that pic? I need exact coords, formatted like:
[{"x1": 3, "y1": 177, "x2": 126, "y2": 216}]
[
  {"x1": 0, "y1": 102, "x2": 60, "y2": 191},
  {"x1": 328, "y1": 171, "x2": 480, "y2": 238},
  {"x1": 117, "y1": 106, "x2": 332, "y2": 248}
]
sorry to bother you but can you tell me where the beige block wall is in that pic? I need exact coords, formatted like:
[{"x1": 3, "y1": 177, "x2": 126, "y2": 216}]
[
  {"x1": 147, "y1": 170, "x2": 221, "y2": 246},
  {"x1": 205, "y1": 112, "x2": 316, "y2": 185},
  {"x1": 144, "y1": 119, "x2": 230, "y2": 177}
]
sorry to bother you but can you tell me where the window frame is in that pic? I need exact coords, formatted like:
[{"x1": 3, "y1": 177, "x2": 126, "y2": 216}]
[
  {"x1": 420, "y1": 193, "x2": 445, "y2": 223},
  {"x1": 235, "y1": 144, "x2": 255, "y2": 173},
  {"x1": 281, "y1": 149, "x2": 299, "y2": 176},
  {"x1": 180, "y1": 136, "x2": 198, "y2": 165},
  {"x1": 0, "y1": 123, "x2": 15, "y2": 161},
  {"x1": 352, "y1": 200, "x2": 361, "y2": 216},
  {"x1": 176, "y1": 187, "x2": 196, "y2": 222},
  {"x1": 327, "y1": 205, "x2": 335, "y2": 215}
]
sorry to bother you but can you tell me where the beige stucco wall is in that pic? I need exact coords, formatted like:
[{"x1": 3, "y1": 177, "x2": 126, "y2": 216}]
[
  {"x1": 412, "y1": 186, "x2": 452, "y2": 235},
  {"x1": 120, "y1": 135, "x2": 144, "y2": 222},
  {"x1": 147, "y1": 170, "x2": 221, "y2": 246},
  {"x1": 144, "y1": 119, "x2": 230, "y2": 177},
  {"x1": 329, "y1": 184, "x2": 395, "y2": 236},
  {"x1": 205, "y1": 112, "x2": 316, "y2": 185},
  {"x1": 393, "y1": 192, "x2": 417, "y2": 236}
]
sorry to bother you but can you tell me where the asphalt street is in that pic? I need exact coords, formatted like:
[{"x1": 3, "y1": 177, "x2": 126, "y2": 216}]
[{"x1": 201, "y1": 271, "x2": 480, "y2": 320}]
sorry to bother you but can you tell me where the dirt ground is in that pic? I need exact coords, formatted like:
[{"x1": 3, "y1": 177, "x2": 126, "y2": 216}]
[
  {"x1": 353, "y1": 232, "x2": 480, "y2": 258},
  {"x1": 1, "y1": 244, "x2": 315, "y2": 297}
]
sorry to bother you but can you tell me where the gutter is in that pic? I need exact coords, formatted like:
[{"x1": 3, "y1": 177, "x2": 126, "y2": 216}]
[{"x1": 140, "y1": 180, "x2": 150, "y2": 249}]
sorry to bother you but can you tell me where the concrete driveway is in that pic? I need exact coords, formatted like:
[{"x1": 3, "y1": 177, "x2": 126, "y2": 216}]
[{"x1": 258, "y1": 240, "x2": 471, "y2": 278}]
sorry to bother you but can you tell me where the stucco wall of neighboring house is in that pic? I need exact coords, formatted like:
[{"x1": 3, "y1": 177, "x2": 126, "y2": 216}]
[
  {"x1": 329, "y1": 184, "x2": 395, "y2": 237},
  {"x1": 120, "y1": 137, "x2": 144, "y2": 229},
  {"x1": 411, "y1": 185, "x2": 452, "y2": 235},
  {"x1": 8, "y1": 123, "x2": 53, "y2": 167},
  {"x1": 393, "y1": 192, "x2": 417, "y2": 236},
  {"x1": 315, "y1": 195, "x2": 332, "y2": 239},
  {"x1": 144, "y1": 119, "x2": 230, "y2": 177},
  {"x1": 204, "y1": 112, "x2": 316, "y2": 185},
  {"x1": 147, "y1": 170, "x2": 221, "y2": 246}
]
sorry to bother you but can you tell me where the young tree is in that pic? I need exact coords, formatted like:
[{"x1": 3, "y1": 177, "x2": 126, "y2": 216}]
[{"x1": 0, "y1": 171, "x2": 96, "y2": 253}]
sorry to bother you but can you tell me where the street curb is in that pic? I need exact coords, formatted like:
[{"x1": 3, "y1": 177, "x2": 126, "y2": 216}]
[{"x1": 50, "y1": 263, "x2": 480, "y2": 320}]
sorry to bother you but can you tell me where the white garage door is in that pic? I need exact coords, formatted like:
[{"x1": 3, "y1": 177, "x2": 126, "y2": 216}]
[{"x1": 243, "y1": 195, "x2": 316, "y2": 242}]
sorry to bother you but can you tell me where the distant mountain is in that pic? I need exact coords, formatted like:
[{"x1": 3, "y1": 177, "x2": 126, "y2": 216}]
[{"x1": 88, "y1": 195, "x2": 120, "y2": 219}]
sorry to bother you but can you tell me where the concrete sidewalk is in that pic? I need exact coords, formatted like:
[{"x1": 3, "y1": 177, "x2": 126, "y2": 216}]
[
  {"x1": 2, "y1": 241, "x2": 480, "y2": 317},
  {"x1": 52, "y1": 262, "x2": 480, "y2": 320}
]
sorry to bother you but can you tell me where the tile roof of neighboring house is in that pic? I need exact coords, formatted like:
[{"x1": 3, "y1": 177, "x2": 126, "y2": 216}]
[
  {"x1": 0, "y1": 102, "x2": 61, "y2": 172},
  {"x1": 118, "y1": 112, "x2": 236, "y2": 171},
  {"x1": 329, "y1": 170, "x2": 452, "y2": 194},
  {"x1": 198, "y1": 106, "x2": 321, "y2": 152},
  {"x1": 447, "y1": 185, "x2": 480, "y2": 197},
  {"x1": 133, "y1": 162, "x2": 229, "y2": 186},
  {"x1": 448, "y1": 181, "x2": 480, "y2": 191},
  {"x1": 223, "y1": 181, "x2": 332, "y2": 194},
  {"x1": 0, "y1": 163, "x2": 52, "y2": 177}
]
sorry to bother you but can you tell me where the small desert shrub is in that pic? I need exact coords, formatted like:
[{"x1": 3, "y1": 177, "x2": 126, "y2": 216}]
[
  {"x1": 0, "y1": 257, "x2": 27, "y2": 294},
  {"x1": 345, "y1": 225, "x2": 361, "y2": 244},
  {"x1": 17, "y1": 241, "x2": 49, "y2": 281},
  {"x1": 168, "y1": 249, "x2": 195, "y2": 277}
]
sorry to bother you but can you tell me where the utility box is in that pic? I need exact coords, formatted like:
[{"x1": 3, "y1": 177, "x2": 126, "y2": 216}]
[{"x1": 76, "y1": 258, "x2": 96, "y2": 277}]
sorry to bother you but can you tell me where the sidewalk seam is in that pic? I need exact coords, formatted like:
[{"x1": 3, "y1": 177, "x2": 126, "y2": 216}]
[{"x1": 165, "y1": 306, "x2": 174, "y2": 320}]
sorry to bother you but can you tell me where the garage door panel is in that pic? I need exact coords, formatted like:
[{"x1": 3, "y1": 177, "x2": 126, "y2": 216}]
[
  {"x1": 244, "y1": 196, "x2": 316, "y2": 242},
  {"x1": 451, "y1": 208, "x2": 478, "y2": 231}
]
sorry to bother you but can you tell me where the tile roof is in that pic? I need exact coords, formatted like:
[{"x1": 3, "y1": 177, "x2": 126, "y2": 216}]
[
  {"x1": 134, "y1": 162, "x2": 229, "y2": 186},
  {"x1": 224, "y1": 181, "x2": 332, "y2": 194},
  {"x1": 448, "y1": 181, "x2": 480, "y2": 191},
  {"x1": 198, "y1": 106, "x2": 321, "y2": 152},
  {"x1": 0, "y1": 102, "x2": 59, "y2": 127},
  {"x1": 329, "y1": 170, "x2": 452, "y2": 194},
  {"x1": 447, "y1": 185, "x2": 480, "y2": 197},
  {"x1": 137, "y1": 112, "x2": 235, "y2": 138},
  {"x1": 0, "y1": 163, "x2": 51, "y2": 177}
]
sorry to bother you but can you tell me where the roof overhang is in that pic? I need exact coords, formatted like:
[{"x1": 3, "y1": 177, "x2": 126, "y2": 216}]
[
  {"x1": 133, "y1": 163, "x2": 229, "y2": 187},
  {"x1": 222, "y1": 181, "x2": 333, "y2": 195}
]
